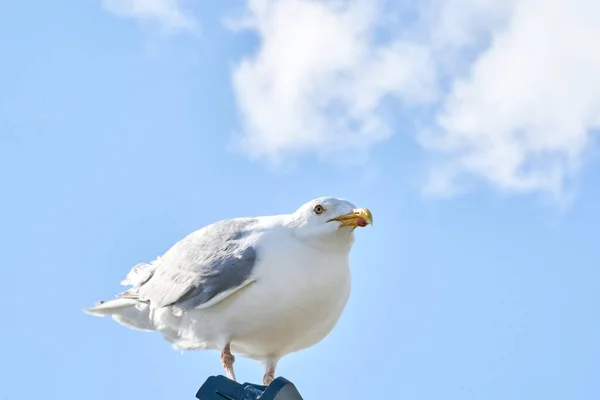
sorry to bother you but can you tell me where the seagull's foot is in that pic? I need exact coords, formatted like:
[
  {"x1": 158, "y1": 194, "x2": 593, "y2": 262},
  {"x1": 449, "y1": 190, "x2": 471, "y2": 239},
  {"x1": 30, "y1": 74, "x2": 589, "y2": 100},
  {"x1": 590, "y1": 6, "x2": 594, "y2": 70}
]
[
  {"x1": 221, "y1": 343, "x2": 236, "y2": 381},
  {"x1": 263, "y1": 366, "x2": 275, "y2": 386}
]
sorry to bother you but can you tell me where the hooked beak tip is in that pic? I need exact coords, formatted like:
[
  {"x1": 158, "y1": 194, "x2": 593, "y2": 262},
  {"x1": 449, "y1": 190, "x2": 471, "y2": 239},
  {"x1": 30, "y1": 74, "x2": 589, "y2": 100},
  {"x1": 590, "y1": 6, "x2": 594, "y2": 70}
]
[{"x1": 329, "y1": 208, "x2": 373, "y2": 228}]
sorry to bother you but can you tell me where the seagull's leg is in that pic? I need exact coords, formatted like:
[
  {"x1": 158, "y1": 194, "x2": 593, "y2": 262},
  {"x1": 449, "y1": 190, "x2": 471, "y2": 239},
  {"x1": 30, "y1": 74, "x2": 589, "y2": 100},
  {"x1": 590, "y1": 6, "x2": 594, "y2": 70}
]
[
  {"x1": 263, "y1": 359, "x2": 278, "y2": 386},
  {"x1": 220, "y1": 343, "x2": 236, "y2": 381}
]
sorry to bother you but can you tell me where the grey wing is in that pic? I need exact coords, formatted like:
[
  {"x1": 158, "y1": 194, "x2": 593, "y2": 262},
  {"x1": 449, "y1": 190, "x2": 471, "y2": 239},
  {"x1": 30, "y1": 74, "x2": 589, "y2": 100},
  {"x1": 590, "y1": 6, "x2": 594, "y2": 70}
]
[{"x1": 124, "y1": 218, "x2": 260, "y2": 310}]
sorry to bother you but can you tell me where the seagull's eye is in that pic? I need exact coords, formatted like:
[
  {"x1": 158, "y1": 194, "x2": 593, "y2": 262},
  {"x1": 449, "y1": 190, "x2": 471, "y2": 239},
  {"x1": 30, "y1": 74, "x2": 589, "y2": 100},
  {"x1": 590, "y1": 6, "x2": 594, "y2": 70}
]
[{"x1": 314, "y1": 205, "x2": 325, "y2": 215}]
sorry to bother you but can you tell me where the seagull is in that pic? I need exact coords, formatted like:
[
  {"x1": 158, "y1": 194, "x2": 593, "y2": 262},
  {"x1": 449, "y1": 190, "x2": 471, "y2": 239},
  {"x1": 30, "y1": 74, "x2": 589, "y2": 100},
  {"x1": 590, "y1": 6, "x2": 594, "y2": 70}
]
[{"x1": 84, "y1": 196, "x2": 372, "y2": 385}]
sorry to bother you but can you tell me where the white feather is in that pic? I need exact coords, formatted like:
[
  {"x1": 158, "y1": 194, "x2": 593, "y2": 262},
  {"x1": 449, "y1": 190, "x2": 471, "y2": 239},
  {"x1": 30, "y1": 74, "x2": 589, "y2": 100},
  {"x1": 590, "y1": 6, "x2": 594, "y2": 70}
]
[{"x1": 85, "y1": 197, "x2": 365, "y2": 369}]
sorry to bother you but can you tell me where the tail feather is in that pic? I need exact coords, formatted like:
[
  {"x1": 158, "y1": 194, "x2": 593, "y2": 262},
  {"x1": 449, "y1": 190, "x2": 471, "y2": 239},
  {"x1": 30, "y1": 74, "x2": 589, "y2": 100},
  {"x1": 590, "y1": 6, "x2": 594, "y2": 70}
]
[
  {"x1": 84, "y1": 258, "x2": 161, "y2": 331},
  {"x1": 120, "y1": 258, "x2": 159, "y2": 286},
  {"x1": 84, "y1": 298, "x2": 155, "y2": 331},
  {"x1": 83, "y1": 298, "x2": 139, "y2": 316}
]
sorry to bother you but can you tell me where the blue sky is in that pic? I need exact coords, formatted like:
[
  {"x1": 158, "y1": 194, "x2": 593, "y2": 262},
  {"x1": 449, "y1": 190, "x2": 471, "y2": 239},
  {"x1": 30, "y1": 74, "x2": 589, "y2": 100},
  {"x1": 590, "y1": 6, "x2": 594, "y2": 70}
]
[{"x1": 1, "y1": 1, "x2": 599, "y2": 399}]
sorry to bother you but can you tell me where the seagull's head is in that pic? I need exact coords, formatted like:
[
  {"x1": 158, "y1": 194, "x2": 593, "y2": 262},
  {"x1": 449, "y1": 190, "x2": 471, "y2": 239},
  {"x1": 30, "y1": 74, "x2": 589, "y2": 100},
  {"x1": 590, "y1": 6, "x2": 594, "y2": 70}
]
[{"x1": 290, "y1": 197, "x2": 372, "y2": 249}]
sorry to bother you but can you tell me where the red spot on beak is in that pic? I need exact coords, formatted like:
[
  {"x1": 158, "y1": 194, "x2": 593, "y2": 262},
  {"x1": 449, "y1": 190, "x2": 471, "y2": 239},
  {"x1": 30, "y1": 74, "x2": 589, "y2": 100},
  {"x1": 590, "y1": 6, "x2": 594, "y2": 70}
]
[{"x1": 356, "y1": 217, "x2": 367, "y2": 227}]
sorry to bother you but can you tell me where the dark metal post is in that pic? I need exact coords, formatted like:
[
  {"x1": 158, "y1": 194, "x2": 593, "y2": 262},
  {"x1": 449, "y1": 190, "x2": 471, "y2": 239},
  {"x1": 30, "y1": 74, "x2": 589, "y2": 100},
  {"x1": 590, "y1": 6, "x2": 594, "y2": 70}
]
[{"x1": 196, "y1": 375, "x2": 304, "y2": 400}]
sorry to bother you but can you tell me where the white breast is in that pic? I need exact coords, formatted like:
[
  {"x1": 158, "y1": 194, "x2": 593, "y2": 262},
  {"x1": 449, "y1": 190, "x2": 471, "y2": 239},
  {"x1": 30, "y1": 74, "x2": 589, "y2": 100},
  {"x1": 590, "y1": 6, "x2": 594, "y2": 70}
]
[{"x1": 166, "y1": 228, "x2": 352, "y2": 361}]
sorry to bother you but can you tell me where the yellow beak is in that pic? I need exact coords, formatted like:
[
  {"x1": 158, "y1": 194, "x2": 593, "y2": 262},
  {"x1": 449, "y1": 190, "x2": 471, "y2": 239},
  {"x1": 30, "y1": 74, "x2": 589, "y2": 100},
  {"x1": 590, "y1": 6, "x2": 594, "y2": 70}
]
[{"x1": 329, "y1": 208, "x2": 373, "y2": 228}]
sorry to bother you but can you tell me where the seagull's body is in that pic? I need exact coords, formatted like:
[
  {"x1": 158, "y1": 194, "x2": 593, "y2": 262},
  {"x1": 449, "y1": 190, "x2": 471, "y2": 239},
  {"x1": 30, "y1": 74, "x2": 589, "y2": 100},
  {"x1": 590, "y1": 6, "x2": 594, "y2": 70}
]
[{"x1": 85, "y1": 197, "x2": 372, "y2": 384}]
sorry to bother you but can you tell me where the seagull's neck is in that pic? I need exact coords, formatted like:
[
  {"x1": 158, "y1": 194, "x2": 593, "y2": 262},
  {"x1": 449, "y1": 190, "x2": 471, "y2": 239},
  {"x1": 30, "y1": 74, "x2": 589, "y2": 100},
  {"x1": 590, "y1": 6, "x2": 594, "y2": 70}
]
[{"x1": 294, "y1": 227, "x2": 355, "y2": 254}]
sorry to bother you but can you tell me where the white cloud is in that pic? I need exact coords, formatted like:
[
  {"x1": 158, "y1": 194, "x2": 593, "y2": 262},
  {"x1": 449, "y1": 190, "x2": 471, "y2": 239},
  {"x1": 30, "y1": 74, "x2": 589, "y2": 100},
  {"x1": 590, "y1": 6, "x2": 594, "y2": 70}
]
[
  {"x1": 230, "y1": 0, "x2": 600, "y2": 197},
  {"x1": 102, "y1": 0, "x2": 197, "y2": 33},
  {"x1": 231, "y1": 0, "x2": 437, "y2": 165},
  {"x1": 423, "y1": 0, "x2": 600, "y2": 195}
]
